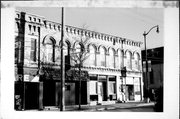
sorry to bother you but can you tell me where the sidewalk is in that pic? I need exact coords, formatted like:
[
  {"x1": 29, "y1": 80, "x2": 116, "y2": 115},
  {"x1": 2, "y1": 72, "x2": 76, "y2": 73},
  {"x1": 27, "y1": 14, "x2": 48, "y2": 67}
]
[{"x1": 43, "y1": 102, "x2": 155, "y2": 111}]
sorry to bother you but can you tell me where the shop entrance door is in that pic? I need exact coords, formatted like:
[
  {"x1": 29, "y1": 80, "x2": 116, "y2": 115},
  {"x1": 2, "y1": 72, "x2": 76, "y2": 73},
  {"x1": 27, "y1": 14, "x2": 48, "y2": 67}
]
[
  {"x1": 43, "y1": 81, "x2": 56, "y2": 106},
  {"x1": 65, "y1": 83, "x2": 75, "y2": 105},
  {"x1": 125, "y1": 85, "x2": 134, "y2": 101},
  {"x1": 98, "y1": 82, "x2": 107, "y2": 102}
]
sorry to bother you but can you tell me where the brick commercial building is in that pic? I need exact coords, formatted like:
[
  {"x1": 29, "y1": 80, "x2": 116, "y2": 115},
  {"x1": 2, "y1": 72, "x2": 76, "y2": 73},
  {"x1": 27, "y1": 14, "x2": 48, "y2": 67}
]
[
  {"x1": 14, "y1": 10, "x2": 143, "y2": 110},
  {"x1": 142, "y1": 47, "x2": 163, "y2": 101}
]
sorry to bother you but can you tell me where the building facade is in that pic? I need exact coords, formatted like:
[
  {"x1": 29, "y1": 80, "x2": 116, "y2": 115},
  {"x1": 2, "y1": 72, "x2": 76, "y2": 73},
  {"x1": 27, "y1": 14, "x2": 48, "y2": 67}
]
[
  {"x1": 142, "y1": 47, "x2": 163, "y2": 101},
  {"x1": 14, "y1": 11, "x2": 143, "y2": 109}
]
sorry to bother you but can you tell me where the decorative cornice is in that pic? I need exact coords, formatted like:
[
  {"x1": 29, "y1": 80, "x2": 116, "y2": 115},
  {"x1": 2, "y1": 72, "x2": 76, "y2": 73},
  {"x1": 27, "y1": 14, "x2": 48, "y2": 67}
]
[
  {"x1": 15, "y1": 10, "x2": 142, "y2": 47},
  {"x1": 82, "y1": 66, "x2": 142, "y2": 75}
]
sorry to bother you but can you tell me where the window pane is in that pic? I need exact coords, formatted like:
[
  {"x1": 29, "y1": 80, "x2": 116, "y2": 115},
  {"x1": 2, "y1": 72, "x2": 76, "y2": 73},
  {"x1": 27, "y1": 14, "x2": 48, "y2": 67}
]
[
  {"x1": 99, "y1": 47, "x2": 106, "y2": 67},
  {"x1": 126, "y1": 51, "x2": 131, "y2": 69},
  {"x1": 90, "y1": 81, "x2": 97, "y2": 95},
  {"x1": 15, "y1": 41, "x2": 19, "y2": 63},
  {"x1": 30, "y1": 39, "x2": 36, "y2": 61},
  {"x1": 109, "y1": 49, "x2": 115, "y2": 68},
  {"x1": 109, "y1": 82, "x2": 116, "y2": 94},
  {"x1": 89, "y1": 45, "x2": 95, "y2": 66},
  {"x1": 46, "y1": 44, "x2": 53, "y2": 62}
]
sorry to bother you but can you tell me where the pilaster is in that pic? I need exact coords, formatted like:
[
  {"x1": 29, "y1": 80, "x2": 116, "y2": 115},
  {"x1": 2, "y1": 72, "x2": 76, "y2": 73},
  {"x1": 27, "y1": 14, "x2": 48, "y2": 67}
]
[
  {"x1": 86, "y1": 81, "x2": 90, "y2": 105},
  {"x1": 106, "y1": 75, "x2": 109, "y2": 101}
]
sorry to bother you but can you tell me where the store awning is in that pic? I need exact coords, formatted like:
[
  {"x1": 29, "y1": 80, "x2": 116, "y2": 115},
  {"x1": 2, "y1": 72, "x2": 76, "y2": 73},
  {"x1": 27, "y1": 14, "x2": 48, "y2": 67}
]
[{"x1": 66, "y1": 69, "x2": 89, "y2": 81}]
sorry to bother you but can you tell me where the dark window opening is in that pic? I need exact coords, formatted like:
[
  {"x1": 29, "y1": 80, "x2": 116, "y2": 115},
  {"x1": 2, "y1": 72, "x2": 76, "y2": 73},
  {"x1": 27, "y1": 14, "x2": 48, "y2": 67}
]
[
  {"x1": 150, "y1": 69, "x2": 154, "y2": 84},
  {"x1": 30, "y1": 39, "x2": 36, "y2": 62}
]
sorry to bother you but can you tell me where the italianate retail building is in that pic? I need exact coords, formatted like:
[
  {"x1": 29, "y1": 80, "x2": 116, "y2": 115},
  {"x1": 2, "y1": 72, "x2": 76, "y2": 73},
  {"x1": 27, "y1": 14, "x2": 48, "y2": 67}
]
[{"x1": 14, "y1": 11, "x2": 143, "y2": 110}]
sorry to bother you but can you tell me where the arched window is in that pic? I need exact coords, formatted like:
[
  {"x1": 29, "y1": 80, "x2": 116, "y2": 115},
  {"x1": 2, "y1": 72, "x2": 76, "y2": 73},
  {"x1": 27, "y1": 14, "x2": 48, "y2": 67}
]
[
  {"x1": 109, "y1": 48, "x2": 115, "y2": 68},
  {"x1": 72, "y1": 42, "x2": 84, "y2": 65},
  {"x1": 134, "y1": 52, "x2": 140, "y2": 70},
  {"x1": 126, "y1": 51, "x2": 132, "y2": 69},
  {"x1": 115, "y1": 52, "x2": 119, "y2": 69},
  {"x1": 65, "y1": 41, "x2": 71, "y2": 70},
  {"x1": 118, "y1": 50, "x2": 124, "y2": 69},
  {"x1": 99, "y1": 46, "x2": 106, "y2": 67},
  {"x1": 64, "y1": 41, "x2": 71, "y2": 56},
  {"x1": 44, "y1": 37, "x2": 55, "y2": 62},
  {"x1": 89, "y1": 45, "x2": 96, "y2": 66}
]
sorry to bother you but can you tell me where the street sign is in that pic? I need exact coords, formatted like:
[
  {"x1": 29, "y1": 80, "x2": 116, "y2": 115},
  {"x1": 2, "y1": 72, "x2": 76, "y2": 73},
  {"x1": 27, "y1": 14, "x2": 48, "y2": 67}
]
[{"x1": 143, "y1": 60, "x2": 151, "y2": 72}]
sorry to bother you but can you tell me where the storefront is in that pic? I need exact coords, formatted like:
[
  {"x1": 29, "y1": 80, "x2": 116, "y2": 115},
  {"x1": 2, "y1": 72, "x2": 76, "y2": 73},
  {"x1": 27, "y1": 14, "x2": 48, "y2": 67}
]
[
  {"x1": 120, "y1": 76, "x2": 142, "y2": 102},
  {"x1": 89, "y1": 74, "x2": 117, "y2": 105}
]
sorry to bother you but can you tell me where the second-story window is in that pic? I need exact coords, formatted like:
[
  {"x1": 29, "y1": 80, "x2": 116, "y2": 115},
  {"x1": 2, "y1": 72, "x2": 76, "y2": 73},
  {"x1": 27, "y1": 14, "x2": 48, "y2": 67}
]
[
  {"x1": 134, "y1": 52, "x2": 140, "y2": 70},
  {"x1": 126, "y1": 51, "x2": 132, "y2": 70},
  {"x1": 44, "y1": 37, "x2": 55, "y2": 62},
  {"x1": 72, "y1": 42, "x2": 84, "y2": 66},
  {"x1": 109, "y1": 48, "x2": 115, "y2": 68},
  {"x1": 99, "y1": 46, "x2": 106, "y2": 67},
  {"x1": 118, "y1": 50, "x2": 124, "y2": 68},
  {"x1": 15, "y1": 36, "x2": 21, "y2": 64},
  {"x1": 89, "y1": 45, "x2": 96, "y2": 66},
  {"x1": 30, "y1": 38, "x2": 36, "y2": 62}
]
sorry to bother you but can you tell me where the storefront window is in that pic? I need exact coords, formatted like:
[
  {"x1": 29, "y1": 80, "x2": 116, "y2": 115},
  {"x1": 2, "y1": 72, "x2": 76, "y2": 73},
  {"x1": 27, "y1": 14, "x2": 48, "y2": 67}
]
[
  {"x1": 109, "y1": 76, "x2": 116, "y2": 94},
  {"x1": 89, "y1": 74, "x2": 98, "y2": 101},
  {"x1": 109, "y1": 82, "x2": 116, "y2": 94},
  {"x1": 90, "y1": 81, "x2": 97, "y2": 95}
]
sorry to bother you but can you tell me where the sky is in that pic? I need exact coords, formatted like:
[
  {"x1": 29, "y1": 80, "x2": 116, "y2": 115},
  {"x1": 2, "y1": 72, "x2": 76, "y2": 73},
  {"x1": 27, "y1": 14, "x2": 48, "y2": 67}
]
[{"x1": 17, "y1": 7, "x2": 164, "y2": 49}]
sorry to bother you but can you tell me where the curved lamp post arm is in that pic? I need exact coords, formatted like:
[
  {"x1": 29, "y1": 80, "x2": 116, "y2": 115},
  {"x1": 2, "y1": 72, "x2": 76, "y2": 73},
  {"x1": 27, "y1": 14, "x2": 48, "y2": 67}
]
[
  {"x1": 143, "y1": 25, "x2": 159, "y2": 102},
  {"x1": 143, "y1": 25, "x2": 159, "y2": 36}
]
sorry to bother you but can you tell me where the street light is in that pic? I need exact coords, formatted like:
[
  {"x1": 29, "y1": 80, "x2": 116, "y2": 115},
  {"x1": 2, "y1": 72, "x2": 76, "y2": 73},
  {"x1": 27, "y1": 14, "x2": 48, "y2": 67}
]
[{"x1": 143, "y1": 25, "x2": 159, "y2": 103}]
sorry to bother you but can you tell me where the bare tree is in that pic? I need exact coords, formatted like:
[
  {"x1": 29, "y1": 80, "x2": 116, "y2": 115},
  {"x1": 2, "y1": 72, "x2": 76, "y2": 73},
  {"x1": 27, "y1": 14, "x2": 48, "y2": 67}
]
[{"x1": 69, "y1": 27, "x2": 90, "y2": 109}]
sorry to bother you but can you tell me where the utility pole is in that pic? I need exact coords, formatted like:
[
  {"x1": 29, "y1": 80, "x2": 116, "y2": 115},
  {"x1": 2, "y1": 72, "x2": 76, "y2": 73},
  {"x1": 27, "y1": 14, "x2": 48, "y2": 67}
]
[
  {"x1": 143, "y1": 25, "x2": 159, "y2": 103},
  {"x1": 60, "y1": 7, "x2": 65, "y2": 111}
]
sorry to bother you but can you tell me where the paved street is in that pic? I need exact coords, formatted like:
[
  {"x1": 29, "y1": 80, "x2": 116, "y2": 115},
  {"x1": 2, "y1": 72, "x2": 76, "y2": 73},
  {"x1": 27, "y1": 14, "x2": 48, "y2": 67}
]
[
  {"x1": 98, "y1": 106, "x2": 154, "y2": 112},
  {"x1": 40, "y1": 102, "x2": 155, "y2": 112}
]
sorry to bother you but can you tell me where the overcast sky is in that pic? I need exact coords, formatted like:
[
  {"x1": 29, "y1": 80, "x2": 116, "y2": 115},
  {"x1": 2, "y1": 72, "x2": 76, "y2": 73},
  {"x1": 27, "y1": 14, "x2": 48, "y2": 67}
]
[{"x1": 17, "y1": 7, "x2": 164, "y2": 49}]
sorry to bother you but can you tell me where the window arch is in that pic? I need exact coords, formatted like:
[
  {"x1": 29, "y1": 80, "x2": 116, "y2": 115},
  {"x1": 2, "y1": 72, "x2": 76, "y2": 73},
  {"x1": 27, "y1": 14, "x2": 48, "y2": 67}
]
[
  {"x1": 72, "y1": 42, "x2": 85, "y2": 65},
  {"x1": 74, "y1": 42, "x2": 84, "y2": 53},
  {"x1": 43, "y1": 37, "x2": 55, "y2": 62}
]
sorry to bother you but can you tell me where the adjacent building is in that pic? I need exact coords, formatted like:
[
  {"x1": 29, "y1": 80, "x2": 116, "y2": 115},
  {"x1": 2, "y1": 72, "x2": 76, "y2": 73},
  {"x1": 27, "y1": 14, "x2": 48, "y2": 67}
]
[
  {"x1": 14, "y1": 11, "x2": 143, "y2": 109},
  {"x1": 142, "y1": 47, "x2": 163, "y2": 101}
]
